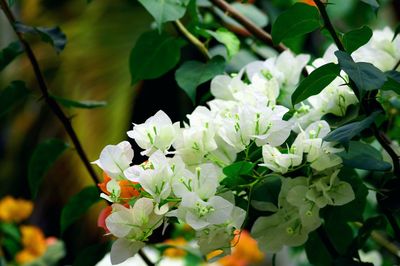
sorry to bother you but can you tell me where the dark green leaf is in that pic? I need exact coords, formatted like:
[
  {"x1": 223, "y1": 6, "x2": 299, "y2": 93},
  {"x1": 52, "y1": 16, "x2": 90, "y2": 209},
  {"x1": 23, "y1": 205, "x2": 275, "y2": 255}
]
[
  {"x1": 0, "y1": 41, "x2": 23, "y2": 71},
  {"x1": 137, "y1": 0, "x2": 190, "y2": 29},
  {"x1": 175, "y1": 56, "x2": 225, "y2": 103},
  {"x1": 325, "y1": 221, "x2": 353, "y2": 255},
  {"x1": 324, "y1": 112, "x2": 380, "y2": 148},
  {"x1": 2, "y1": 237, "x2": 21, "y2": 258},
  {"x1": 0, "y1": 80, "x2": 30, "y2": 116},
  {"x1": 321, "y1": 167, "x2": 368, "y2": 222},
  {"x1": 377, "y1": 178, "x2": 400, "y2": 212},
  {"x1": 15, "y1": 23, "x2": 67, "y2": 53},
  {"x1": 61, "y1": 186, "x2": 101, "y2": 234},
  {"x1": 305, "y1": 230, "x2": 332, "y2": 266},
  {"x1": 382, "y1": 70, "x2": 400, "y2": 94},
  {"x1": 72, "y1": 242, "x2": 111, "y2": 266},
  {"x1": 28, "y1": 139, "x2": 69, "y2": 198},
  {"x1": 8, "y1": 0, "x2": 15, "y2": 6},
  {"x1": 0, "y1": 223, "x2": 20, "y2": 242},
  {"x1": 223, "y1": 161, "x2": 254, "y2": 177},
  {"x1": 271, "y1": 3, "x2": 321, "y2": 45},
  {"x1": 342, "y1": 26, "x2": 373, "y2": 54},
  {"x1": 338, "y1": 141, "x2": 392, "y2": 171},
  {"x1": 335, "y1": 51, "x2": 387, "y2": 91},
  {"x1": 292, "y1": 63, "x2": 340, "y2": 105},
  {"x1": 207, "y1": 28, "x2": 240, "y2": 59},
  {"x1": 130, "y1": 30, "x2": 185, "y2": 84},
  {"x1": 393, "y1": 24, "x2": 400, "y2": 41},
  {"x1": 360, "y1": 0, "x2": 379, "y2": 13},
  {"x1": 252, "y1": 175, "x2": 282, "y2": 207},
  {"x1": 51, "y1": 95, "x2": 107, "y2": 109},
  {"x1": 321, "y1": 104, "x2": 359, "y2": 129}
]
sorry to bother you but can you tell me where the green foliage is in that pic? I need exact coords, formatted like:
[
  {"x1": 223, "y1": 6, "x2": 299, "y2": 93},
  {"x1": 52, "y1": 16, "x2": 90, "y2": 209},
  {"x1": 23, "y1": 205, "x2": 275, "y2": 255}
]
[
  {"x1": 0, "y1": 223, "x2": 20, "y2": 243},
  {"x1": 15, "y1": 23, "x2": 67, "y2": 53},
  {"x1": 335, "y1": 51, "x2": 387, "y2": 91},
  {"x1": 382, "y1": 70, "x2": 400, "y2": 94},
  {"x1": 0, "y1": 41, "x2": 23, "y2": 71},
  {"x1": 137, "y1": 0, "x2": 190, "y2": 29},
  {"x1": 393, "y1": 24, "x2": 400, "y2": 41},
  {"x1": 271, "y1": 3, "x2": 321, "y2": 45},
  {"x1": 207, "y1": 28, "x2": 240, "y2": 59},
  {"x1": 324, "y1": 112, "x2": 380, "y2": 148},
  {"x1": 338, "y1": 141, "x2": 392, "y2": 171},
  {"x1": 377, "y1": 178, "x2": 400, "y2": 212},
  {"x1": 305, "y1": 230, "x2": 332, "y2": 266},
  {"x1": 60, "y1": 186, "x2": 101, "y2": 234},
  {"x1": 292, "y1": 63, "x2": 340, "y2": 105},
  {"x1": 72, "y1": 242, "x2": 111, "y2": 266},
  {"x1": 28, "y1": 139, "x2": 69, "y2": 198},
  {"x1": 252, "y1": 175, "x2": 282, "y2": 209},
  {"x1": 51, "y1": 95, "x2": 107, "y2": 109},
  {"x1": 130, "y1": 30, "x2": 185, "y2": 84},
  {"x1": 342, "y1": 26, "x2": 373, "y2": 54},
  {"x1": 175, "y1": 56, "x2": 225, "y2": 103},
  {"x1": 0, "y1": 81, "x2": 30, "y2": 117},
  {"x1": 360, "y1": 0, "x2": 380, "y2": 13}
]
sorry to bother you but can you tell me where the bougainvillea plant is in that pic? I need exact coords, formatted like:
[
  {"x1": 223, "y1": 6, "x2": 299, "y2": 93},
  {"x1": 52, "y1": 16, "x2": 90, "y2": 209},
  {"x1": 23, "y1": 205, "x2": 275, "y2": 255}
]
[{"x1": 1, "y1": 0, "x2": 400, "y2": 265}]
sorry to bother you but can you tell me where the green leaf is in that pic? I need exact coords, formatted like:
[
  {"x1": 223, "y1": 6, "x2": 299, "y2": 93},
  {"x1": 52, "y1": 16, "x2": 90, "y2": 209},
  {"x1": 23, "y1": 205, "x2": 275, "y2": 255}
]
[
  {"x1": 338, "y1": 141, "x2": 392, "y2": 171},
  {"x1": 393, "y1": 24, "x2": 400, "y2": 41},
  {"x1": 72, "y1": 242, "x2": 111, "y2": 266},
  {"x1": 377, "y1": 178, "x2": 400, "y2": 212},
  {"x1": 223, "y1": 161, "x2": 254, "y2": 177},
  {"x1": 175, "y1": 56, "x2": 225, "y2": 103},
  {"x1": 15, "y1": 23, "x2": 67, "y2": 53},
  {"x1": 292, "y1": 63, "x2": 340, "y2": 105},
  {"x1": 335, "y1": 50, "x2": 387, "y2": 91},
  {"x1": 305, "y1": 230, "x2": 332, "y2": 266},
  {"x1": 215, "y1": 3, "x2": 269, "y2": 29},
  {"x1": 8, "y1": 0, "x2": 15, "y2": 6},
  {"x1": 360, "y1": 0, "x2": 379, "y2": 13},
  {"x1": 324, "y1": 112, "x2": 380, "y2": 148},
  {"x1": 321, "y1": 167, "x2": 368, "y2": 222},
  {"x1": 271, "y1": 3, "x2": 321, "y2": 45},
  {"x1": 207, "y1": 28, "x2": 240, "y2": 59},
  {"x1": 321, "y1": 104, "x2": 360, "y2": 129},
  {"x1": 137, "y1": 0, "x2": 189, "y2": 29},
  {"x1": 0, "y1": 223, "x2": 20, "y2": 242},
  {"x1": 342, "y1": 26, "x2": 373, "y2": 54},
  {"x1": 382, "y1": 70, "x2": 400, "y2": 94},
  {"x1": 51, "y1": 95, "x2": 107, "y2": 109},
  {"x1": 252, "y1": 175, "x2": 282, "y2": 207},
  {"x1": 2, "y1": 237, "x2": 21, "y2": 258},
  {"x1": 28, "y1": 139, "x2": 69, "y2": 198},
  {"x1": 130, "y1": 30, "x2": 185, "y2": 84},
  {"x1": 0, "y1": 80, "x2": 30, "y2": 116},
  {"x1": 61, "y1": 186, "x2": 101, "y2": 234},
  {"x1": 0, "y1": 41, "x2": 23, "y2": 71}
]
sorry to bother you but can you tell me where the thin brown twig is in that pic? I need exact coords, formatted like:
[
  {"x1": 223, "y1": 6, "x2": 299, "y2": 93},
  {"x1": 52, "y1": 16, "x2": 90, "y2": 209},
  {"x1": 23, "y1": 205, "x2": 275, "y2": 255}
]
[{"x1": 0, "y1": 2, "x2": 155, "y2": 265}]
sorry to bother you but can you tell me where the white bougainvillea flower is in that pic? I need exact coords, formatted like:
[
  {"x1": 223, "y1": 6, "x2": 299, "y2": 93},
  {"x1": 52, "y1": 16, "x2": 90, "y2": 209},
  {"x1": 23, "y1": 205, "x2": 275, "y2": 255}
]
[
  {"x1": 93, "y1": 141, "x2": 133, "y2": 180},
  {"x1": 127, "y1": 110, "x2": 180, "y2": 156},
  {"x1": 110, "y1": 239, "x2": 145, "y2": 265},
  {"x1": 124, "y1": 151, "x2": 182, "y2": 202},
  {"x1": 210, "y1": 70, "x2": 247, "y2": 101},
  {"x1": 167, "y1": 193, "x2": 234, "y2": 230},
  {"x1": 306, "y1": 170, "x2": 355, "y2": 208},
  {"x1": 172, "y1": 163, "x2": 222, "y2": 200},
  {"x1": 260, "y1": 145, "x2": 302, "y2": 174}
]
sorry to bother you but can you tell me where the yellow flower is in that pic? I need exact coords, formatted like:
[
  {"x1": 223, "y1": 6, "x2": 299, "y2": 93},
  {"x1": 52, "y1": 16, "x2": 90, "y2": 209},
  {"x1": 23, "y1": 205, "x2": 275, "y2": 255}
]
[
  {"x1": 163, "y1": 237, "x2": 188, "y2": 258},
  {"x1": 0, "y1": 196, "x2": 33, "y2": 223},
  {"x1": 15, "y1": 226, "x2": 47, "y2": 264}
]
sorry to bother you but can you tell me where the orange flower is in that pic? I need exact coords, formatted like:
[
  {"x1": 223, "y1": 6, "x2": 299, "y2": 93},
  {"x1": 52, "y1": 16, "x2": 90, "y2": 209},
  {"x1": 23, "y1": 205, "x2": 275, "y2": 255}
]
[
  {"x1": 97, "y1": 205, "x2": 113, "y2": 233},
  {"x1": 0, "y1": 196, "x2": 33, "y2": 223},
  {"x1": 98, "y1": 172, "x2": 140, "y2": 202},
  {"x1": 15, "y1": 226, "x2": 47, "y2": 264},
  {"x1": 163, "y1": 237, "x2": 188, "y2": 258},
  {"x1": 299, "y1": 0, "x2": 317, "y2": 6},
  {"x1": 218, "y1": 231, "x2": 265, "y2": 266}
]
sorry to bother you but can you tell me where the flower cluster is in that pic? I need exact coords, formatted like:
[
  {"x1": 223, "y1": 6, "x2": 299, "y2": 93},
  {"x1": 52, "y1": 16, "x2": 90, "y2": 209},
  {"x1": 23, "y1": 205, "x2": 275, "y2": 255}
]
[{"x1": 94, "y1": 27, "x2": 400, "y2": 264}]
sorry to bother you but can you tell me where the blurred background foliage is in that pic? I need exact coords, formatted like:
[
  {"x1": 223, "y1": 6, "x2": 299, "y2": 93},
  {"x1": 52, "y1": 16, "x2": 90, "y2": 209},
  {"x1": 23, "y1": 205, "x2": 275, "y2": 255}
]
[{"x1": 0, "y1": 0, "x2": 399, "y2": 264}]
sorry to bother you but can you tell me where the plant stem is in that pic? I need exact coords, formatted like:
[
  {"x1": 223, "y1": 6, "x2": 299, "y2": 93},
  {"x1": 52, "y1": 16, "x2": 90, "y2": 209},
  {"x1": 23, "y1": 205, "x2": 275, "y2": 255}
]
[
  {"x1": 0, "y1": 0, "x2": 100, "y2": 185},
  {"x1": 0, "y1": 2, "x2": 155, "y2": 265},
  {"x1": 209, "y1": 0, "x2": 286, "y2": 53},
  {"x1": 316, "y1": 226, "x2": 339, "y2": 258},
  {"x1": 313, "y1": 0, "x2": 400, "y2": 242},
  {"x1": 138, "y1": 249, "x2": 155, "y2": 266},
  {"x1": 174, "y1": 20, "x2": 210, "y2": 60},
  {"x1": 393, "y1": 59, "x2": 400, "y2": 71}
]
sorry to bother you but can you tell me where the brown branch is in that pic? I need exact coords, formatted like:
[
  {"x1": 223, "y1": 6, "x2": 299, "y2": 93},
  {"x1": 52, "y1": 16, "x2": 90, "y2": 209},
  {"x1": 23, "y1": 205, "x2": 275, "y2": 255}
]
[
  {"x1": 0, "y1": 2, "x2": 155, "y2": 265},
  {"x1": 209, "y1": 0, "x2": 308, "y2": 76},
  {"x1": 209, "y1": 0, "x2": 286, "y2": 53}
]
